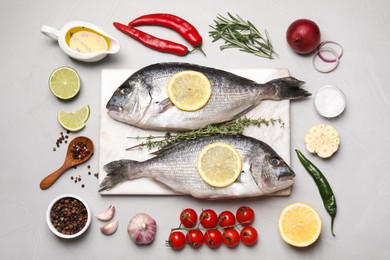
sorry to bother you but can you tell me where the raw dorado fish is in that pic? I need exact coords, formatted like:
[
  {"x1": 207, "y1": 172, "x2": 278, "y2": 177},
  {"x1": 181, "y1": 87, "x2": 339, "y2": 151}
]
[
  {"x1": 99, "y1": 135, "x2": 295, "y2": 199},
  {"x1": 106, "y1": 62, "x2": 310, "y2": 131}
]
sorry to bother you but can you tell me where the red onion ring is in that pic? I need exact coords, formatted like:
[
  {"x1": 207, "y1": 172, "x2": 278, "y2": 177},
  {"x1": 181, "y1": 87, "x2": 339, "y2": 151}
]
[
  {"x1": 317, "y1": 41, "x2": 343, "y2": 62},
  {"x1": 312, "y1": 47, "x2": 340, "y2": 73}
]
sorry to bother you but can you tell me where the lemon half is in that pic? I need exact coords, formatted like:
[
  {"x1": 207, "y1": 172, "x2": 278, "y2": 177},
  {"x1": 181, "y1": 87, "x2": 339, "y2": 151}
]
[
  {"x1": 167, "y1": 70, "x2": 211, "y2": 112},
  {"x1": 49, "y1": 66, "x2": 80, "y2": 100},
  {"x1": 278, "y1": 202, "x2": 322, "y2": 247},
  {"x1": 196, "y1": 142, "x2": 242, "y2": 188}
]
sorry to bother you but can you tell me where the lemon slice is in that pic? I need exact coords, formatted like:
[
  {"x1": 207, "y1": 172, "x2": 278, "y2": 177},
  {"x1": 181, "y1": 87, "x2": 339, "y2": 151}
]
[
  {"x1": 196, "y1": 142, "x2": 242, "y2": 188},
  {"x1": 57, "y1": 105, "x2": 90, "y2": 132},
  {"x1": 167, "y1": 70, "x2": 212, "y2": 111},
  {"x1": 278, "y1": 202, "x2": 322, "y2": 247},
  {"x1": 49, "y1": 66, "x2": 81, "y2": 100}
]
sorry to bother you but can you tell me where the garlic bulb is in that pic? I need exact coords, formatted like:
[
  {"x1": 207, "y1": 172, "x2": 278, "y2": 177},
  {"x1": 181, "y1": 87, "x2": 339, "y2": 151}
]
[
  {"x1": 127, "y1": 213, "x2": 157, "y2": 245},
  {"x1": 100, "y1": 219, "x2": 118, "y2": 235},
  {"x1": 96, "y1": 205, "x2": 115, "y2": 221}
]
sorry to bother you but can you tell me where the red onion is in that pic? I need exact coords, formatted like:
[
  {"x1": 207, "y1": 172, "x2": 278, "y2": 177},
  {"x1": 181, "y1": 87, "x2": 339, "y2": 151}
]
[
  {"x1": 286, "y1": 19, "x2": 321, "y2": 54},
  {"x1": 318, "y1": 41, "x2": 343, "y2": 62},
  {"x1": 312, "y1": 47, "x2": 340, "y2": 73}
]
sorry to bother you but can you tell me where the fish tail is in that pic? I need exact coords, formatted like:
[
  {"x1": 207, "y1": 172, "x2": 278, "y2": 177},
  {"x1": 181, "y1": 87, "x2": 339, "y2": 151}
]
[
  {"x1": 99, "y1": 160, "x2": 141, "y2": 192},
  {"x1": 267, "y1": 77, "x2": 311, "y2": 100}
]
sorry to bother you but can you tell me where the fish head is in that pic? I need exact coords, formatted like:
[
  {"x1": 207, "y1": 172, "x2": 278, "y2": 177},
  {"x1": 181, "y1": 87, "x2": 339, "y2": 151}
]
[
  {"x1": 255, "y1": 151, "x2": 295, "y2": 193},
  {"x1": 106, "y1": 78, "x2": 151, "y2": 124}
]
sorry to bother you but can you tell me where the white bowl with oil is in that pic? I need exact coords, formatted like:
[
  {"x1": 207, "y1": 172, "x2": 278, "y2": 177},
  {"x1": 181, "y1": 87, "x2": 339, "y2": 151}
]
[{"x1": 41, "y1": 21, "x2": 120, "y2": 62}]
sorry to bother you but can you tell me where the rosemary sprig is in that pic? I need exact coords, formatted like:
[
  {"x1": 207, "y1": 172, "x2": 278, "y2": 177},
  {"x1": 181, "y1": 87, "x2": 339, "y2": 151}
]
[
  {"x1": 209, "y1": 13, "x2": 277, "y2": 59},
  {"x1": 126, "y1": 116, "x2": 284, "y2": 151}
]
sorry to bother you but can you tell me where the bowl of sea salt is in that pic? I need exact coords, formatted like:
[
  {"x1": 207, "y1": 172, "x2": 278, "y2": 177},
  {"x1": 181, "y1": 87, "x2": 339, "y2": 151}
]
[{"x1": 314, "y1": 85, "x2": 346, "y2": 118}]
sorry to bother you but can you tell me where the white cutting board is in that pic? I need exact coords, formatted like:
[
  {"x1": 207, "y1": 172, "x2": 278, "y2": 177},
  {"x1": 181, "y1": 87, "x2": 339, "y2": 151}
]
[{"x1": 99, "y1": 68, "x2": 291, "y2": 196}]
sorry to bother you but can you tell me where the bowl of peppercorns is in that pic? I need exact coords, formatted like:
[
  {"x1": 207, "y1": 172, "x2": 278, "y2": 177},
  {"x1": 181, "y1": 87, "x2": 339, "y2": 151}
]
[{"x1": 46, "y1": 194, "x2": 91, "y2": 239}]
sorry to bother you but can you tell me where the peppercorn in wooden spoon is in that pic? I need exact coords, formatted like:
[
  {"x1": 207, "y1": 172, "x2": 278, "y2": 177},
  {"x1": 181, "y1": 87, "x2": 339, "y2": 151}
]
[{"x1": 40, "y1": 136, "x2": 94, "y2": 190}]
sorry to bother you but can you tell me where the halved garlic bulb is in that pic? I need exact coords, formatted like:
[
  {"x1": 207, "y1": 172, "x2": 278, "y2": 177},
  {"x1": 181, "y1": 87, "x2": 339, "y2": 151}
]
[{"x1": 304, "y1": 124, "x2": 340, "y2": 158}]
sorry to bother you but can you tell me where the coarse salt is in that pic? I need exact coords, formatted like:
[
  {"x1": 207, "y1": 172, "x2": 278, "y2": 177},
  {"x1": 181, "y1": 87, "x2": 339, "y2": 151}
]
[{"x1": 314, "y1": 85, "x2": 346, "y2": 118}]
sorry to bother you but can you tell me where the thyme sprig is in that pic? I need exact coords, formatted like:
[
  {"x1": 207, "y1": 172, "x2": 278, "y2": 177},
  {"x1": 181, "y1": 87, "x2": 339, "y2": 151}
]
[
  {"x1": 126, "y1": 116, "x2": 284, "y2": 151},
  {"x1": 209, "y1": 13, "x2": 277, "y2": 59}
]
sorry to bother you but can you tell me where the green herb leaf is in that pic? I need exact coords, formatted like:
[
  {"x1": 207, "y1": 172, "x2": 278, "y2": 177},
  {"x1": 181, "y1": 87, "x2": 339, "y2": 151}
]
[
  {"x1": 209, "y1": 13, "x2": 277, "y2": 59},
  {"x1": 126, "y1": 116, "x2": 284, "y2": 151}
]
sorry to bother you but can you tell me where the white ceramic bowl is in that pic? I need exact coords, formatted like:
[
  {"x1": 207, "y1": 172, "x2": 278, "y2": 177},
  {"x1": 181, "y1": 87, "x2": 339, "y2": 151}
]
[
  {"x1": 46, "y1": 194, "x2": 91, "y2": 239},
  {"x1": 314, "y1": 85, "x2": 346, "y2": 118}
]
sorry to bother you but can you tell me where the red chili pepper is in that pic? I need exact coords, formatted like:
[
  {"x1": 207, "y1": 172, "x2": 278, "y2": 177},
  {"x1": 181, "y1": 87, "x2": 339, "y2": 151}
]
[
  {"x1": 113, "y1": 22, "x2": 188, "y2": 56},
  {"x1": 128, "y1": 13, "x2": 203, "y2": 48}
]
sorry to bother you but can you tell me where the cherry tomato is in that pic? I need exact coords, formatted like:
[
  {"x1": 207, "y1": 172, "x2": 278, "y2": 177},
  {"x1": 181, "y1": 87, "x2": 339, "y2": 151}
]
[
  {"x1": 203, "y1": 229, "x2": 222, "y2": 248},
  {"x1": 222, "y1": 228, "x2": 240, "y2": 248},
  {"x1": 168, "y1": 231, "x2": 186, "y2": 250},
  {"x1": 236, "y1": 206, "x2": 255, "y2": 225},
  {"x1": 180, "y1": 208, "x2": 198, "y2": 228},
  {"x1": 200, "y1": 209, "x2": 218, "y2": 228},
  {"x1": 186, "y1": 229, "x2": 203, "y2": 248},
  {"x1": 240, "y1": 226, "x2": 258, "y2": 246},
  {"x1": 218, "y1": 210, "x2": 236, "y2": 228}
]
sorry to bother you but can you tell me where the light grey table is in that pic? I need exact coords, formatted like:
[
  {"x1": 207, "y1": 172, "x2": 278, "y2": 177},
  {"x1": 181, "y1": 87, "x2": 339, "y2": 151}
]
[{"x1": 1, "y1": 0, "x2": 389, "y2": 259}]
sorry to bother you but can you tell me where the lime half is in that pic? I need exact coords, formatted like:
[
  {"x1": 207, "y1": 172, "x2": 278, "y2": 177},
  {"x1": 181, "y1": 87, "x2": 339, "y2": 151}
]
[
  {"x1": 49, "y1": 67, "x2": 80, "y2": 100},
  {"x1": 57, "y1": 105, "x2": 90, "y2": 132}
]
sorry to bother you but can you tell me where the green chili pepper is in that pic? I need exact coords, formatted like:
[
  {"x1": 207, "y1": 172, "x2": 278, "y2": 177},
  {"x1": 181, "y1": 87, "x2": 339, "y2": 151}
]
[{"x1": 295, "y1": 149, "x2": 337, "y2": 236}]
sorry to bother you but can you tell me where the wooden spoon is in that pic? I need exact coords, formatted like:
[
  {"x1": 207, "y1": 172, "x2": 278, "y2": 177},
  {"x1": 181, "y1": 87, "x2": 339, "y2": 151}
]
[{"x1": 40, "y1": 136, "x2": 94, "y2": 190}]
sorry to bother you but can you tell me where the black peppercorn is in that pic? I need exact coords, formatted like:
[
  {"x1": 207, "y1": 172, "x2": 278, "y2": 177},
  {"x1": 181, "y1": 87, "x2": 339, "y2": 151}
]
[{"x1": 50, "y1": 197, "x2": 88, "y2": 235}]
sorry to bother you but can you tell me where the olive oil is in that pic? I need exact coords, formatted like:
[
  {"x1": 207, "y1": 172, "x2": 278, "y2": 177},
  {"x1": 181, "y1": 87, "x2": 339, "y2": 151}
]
[{"x1": 66, "y1": 27, "x2": 110, "y2": 53}]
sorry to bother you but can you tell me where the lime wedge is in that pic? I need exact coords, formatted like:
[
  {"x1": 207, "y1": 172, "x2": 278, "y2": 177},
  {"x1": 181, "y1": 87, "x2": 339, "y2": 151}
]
[
  {"x1": 49, "y1": 67, "x2": 81, "y2": 100},
  {"x1": 57, "y1": 105, "x2": 90, "y2": 132},
  {"x1": 73, "y1": 105, "x2": 90, "y2": 123}
]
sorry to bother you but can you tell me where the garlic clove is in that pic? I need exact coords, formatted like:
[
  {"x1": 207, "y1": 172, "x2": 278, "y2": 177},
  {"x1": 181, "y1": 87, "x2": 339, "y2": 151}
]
[
  {"x1": 100, "y1": 219, "x2": 118, "y2": 235},
  {"x1": 96, "y1": 205, "x2": 115, "y2": 221}
]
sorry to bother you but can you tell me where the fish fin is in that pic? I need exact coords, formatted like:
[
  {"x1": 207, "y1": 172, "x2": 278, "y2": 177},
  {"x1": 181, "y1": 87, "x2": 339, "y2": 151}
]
[
  {"x1": 99, "y1": 160, "x2": 141, "y2": 192},
  {"x1": 156, "y1": 98, "x2": 174, "y2": 114},
  {"x1": 236, "y1": 165, "x2": 251, "y2": 184},
  {"x1": 266, "y1": 77, "x2": 311, "y2": 100}
]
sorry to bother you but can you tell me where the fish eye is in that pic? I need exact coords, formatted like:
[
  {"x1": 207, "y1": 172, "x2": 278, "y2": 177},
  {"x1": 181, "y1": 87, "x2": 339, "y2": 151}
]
[
  {"x1": 270, "y1": 157, "x2": 281, "y2": 166},
  {"x1": 120, "y1": 88, "x2": 131, "y2": 95}
]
